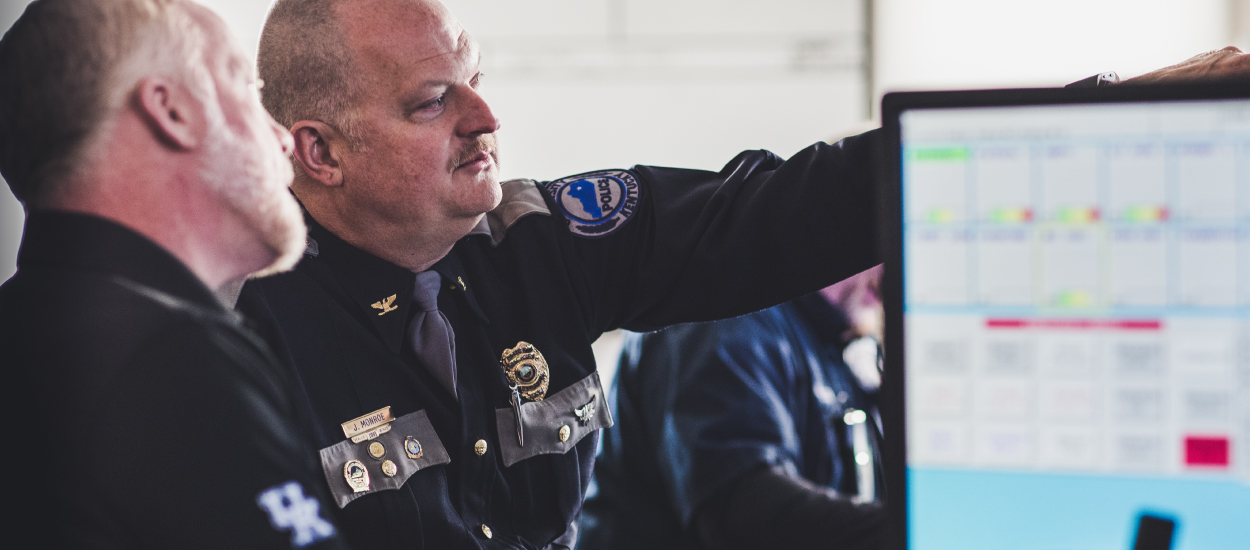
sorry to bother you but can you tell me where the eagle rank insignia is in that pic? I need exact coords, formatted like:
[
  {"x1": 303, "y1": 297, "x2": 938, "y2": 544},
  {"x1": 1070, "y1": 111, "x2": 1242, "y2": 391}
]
[{"x1": 575, "y1": 394, "x2": 597, "y2": 425}]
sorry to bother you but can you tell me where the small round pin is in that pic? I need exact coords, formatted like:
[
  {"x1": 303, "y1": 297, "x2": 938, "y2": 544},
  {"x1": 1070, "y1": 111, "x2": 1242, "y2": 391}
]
[{"x1": 368, "y1": 441, "x2": 386, "y2": 459}]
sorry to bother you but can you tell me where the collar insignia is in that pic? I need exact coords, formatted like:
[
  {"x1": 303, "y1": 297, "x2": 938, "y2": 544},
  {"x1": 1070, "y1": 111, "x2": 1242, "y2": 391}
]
[{"x1": 371, "y1": 294, "x2": 398, "y2": 315}]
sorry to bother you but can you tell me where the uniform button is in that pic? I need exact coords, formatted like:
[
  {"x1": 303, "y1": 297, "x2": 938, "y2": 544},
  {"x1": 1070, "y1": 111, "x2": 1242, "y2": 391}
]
[
  {"x1": 474, "y1": 439, "x2": 488, "y2": 456},
  {"x1": 381, "y1": 460, "x2": 397, "y2": 476},
  {"x1": 558, "y1": 425, "x2": 570, "y2": 442},
  {"x1": 481, "y1": 524, "x2": 493, "y2": 539}
]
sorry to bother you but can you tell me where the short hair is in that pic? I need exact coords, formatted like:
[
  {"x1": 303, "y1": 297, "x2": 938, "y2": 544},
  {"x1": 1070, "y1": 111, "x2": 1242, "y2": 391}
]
[
  {"x1": 0, "y1": 0, "x2": 208, "y2": 206},
  {"x1": 258, "y1": 0, "x2": 362, "y2": 143}
]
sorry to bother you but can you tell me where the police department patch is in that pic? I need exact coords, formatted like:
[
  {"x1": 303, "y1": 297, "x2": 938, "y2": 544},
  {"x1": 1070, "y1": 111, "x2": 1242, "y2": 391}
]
[{"x1": 544, "y1": 170, "x2": 641, "y2": 238}]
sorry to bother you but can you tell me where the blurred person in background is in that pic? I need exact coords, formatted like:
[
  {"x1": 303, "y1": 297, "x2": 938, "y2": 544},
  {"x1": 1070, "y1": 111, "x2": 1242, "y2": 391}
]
[
  {"x1": 0, "y1": 0, "x2": 344, "y2": 547},
  {"x1": 580, "y1": 265, "x2": 885, "y2": 550}
]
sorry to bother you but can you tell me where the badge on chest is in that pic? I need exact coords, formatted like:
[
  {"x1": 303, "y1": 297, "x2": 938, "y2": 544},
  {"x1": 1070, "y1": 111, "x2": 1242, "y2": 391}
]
[{"x1": 500, "y1": 341, "x2": 550, "y2": 401}]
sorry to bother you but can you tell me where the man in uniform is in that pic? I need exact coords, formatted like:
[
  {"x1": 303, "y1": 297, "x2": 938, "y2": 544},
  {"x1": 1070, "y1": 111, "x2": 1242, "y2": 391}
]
[
  {"x1": 240, "y1": 0, "x2": 1250, "y2": 548},
  {"x1": 242, "y1": 1, "x2": 876, "y2": 548},
  {"x1": 580, "y1": 266, "x2": 887, "y2": 550},
  {"x1": 0, "y1": 1, "x2": 344, "y2": 547}
]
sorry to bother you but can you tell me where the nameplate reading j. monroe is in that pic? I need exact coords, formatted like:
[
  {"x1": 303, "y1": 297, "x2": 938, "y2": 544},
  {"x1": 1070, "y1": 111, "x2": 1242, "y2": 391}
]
[{"x1": 342, "y1": 406, "x2": 395, "y2": 443}]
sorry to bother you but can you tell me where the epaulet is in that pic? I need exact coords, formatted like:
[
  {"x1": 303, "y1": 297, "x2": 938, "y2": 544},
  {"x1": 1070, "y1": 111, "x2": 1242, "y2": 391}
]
[{"x1": 468, "y1": 178, "x2": 551, "y2": 246}]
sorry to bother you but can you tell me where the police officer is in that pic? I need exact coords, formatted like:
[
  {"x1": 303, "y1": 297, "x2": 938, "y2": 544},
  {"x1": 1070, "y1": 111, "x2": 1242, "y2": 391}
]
[
  {"x1": 580, "y1": 267, "x2": 887, "y2": 550},
  {"x1": 239, "y1": 1, "x2": 1250, "y2": 549},
  {"x1": 0, "y1": 1, "x2": 343, "y2": 547},
  {"x1": 241, "y1": 1, "x2": 877, "y2": 548}
]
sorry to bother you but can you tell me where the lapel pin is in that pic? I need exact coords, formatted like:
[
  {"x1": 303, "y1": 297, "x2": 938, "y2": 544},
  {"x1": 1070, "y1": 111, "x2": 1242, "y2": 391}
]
[
  {"x1": 371, "y1": 295, "x2": 398, "y2": 315},
  {"x1": 404, "y1": 436, "x2": 424, "y2": 460}
]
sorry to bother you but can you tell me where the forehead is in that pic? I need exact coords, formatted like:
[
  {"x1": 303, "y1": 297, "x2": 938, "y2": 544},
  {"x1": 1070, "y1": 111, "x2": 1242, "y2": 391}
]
[
  {"x1": 183, "y1": 2, "x2": 251, "y2": 78},
  {"x1": 338, "y1": 0, "x2": 476, "y2": 85}
]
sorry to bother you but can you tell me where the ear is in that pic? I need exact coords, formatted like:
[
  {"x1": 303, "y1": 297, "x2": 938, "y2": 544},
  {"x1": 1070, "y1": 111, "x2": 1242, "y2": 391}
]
[
  {"x1": 291, "y1": 121, "x2": 346, "y2": 187},
  {"x1": 135, "y1": 76, "x2": 205, "y2": 149}
]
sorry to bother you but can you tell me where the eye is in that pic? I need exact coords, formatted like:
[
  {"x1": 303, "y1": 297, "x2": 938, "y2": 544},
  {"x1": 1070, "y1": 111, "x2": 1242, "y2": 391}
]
[
  {"x1": 415, "y1": 95, "x2": 446, "y2": 114},
  {"x1": 471, "y1": 72, "x2": 484, "y2": 88}
]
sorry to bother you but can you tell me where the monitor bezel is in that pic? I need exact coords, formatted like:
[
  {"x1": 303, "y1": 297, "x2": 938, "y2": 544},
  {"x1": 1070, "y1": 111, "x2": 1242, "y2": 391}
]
[{"x1": 877, "y1": 83, "x2": 1250, "y2": 550}]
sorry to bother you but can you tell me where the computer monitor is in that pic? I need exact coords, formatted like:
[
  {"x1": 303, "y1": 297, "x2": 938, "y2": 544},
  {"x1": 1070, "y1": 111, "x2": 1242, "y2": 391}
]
[{"x1": 880, "y1": 85, "x2": 1250, "y2": 550}]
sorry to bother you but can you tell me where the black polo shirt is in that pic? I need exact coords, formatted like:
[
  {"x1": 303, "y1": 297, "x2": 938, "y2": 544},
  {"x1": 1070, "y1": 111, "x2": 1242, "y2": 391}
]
[
  {"x1": 236, "y1": 133, "x2": 880, "y2": 550},
  {"x1": 0, "y1": 212, "x2": 345, "y2": 549}
]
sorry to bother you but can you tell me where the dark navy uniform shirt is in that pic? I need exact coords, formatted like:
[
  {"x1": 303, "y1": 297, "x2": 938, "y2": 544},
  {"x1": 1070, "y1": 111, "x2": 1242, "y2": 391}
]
[
  {"x1": 580, "y1": 293, "x2": 881, "y2": 550},
  {"x1": 236, "y1": 132, "x2": 880, "y2": 550},
  {"x1": 0, "y1": 212, "x2": 344, "y2": 549}
]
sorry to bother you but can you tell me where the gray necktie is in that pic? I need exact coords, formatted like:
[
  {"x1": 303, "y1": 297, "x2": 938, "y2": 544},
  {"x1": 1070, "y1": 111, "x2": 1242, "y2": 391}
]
[{"x1": 409, "y1": 271, "x2": 457, "y2": 401}]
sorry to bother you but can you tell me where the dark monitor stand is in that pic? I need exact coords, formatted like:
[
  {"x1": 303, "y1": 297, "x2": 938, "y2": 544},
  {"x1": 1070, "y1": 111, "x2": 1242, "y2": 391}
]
[{"x1": 1132, "y1": 515, "x2": 1176, "y2": 550}]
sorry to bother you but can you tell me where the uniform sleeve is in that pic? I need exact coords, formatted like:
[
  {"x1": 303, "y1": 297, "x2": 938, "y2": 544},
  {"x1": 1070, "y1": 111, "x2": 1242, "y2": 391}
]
[
  {"x1": 89, "y1": 323, "x2": 347, "y2": 550},
  {"x1": 542, "y1": 131, "x2": 880, "y2": 333},
  {"x1": 631, "y1": 315, "x2": 808, "y2": 527},
  {"x1": 694, "y1": 466, "x2": 885, "y2": 550}
]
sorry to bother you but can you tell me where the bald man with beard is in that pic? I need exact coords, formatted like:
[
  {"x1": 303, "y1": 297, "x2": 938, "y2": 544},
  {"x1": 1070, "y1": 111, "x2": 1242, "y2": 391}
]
[
  {"x1": 238, "y1": 1, "x2": 1250, "y2": 548},
  {"x1": 0, "y1": 0, "x2": 345, "y2": 547}
]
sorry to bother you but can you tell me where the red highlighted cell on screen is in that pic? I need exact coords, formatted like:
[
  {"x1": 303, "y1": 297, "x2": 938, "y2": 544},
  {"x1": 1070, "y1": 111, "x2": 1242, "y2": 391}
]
[
  {"x1": 985, "y1": 319, "x2": 1162, "y2": 330},
  {"x1": 1184, "y1": 436, "x2": 1230, "y2": 468}
]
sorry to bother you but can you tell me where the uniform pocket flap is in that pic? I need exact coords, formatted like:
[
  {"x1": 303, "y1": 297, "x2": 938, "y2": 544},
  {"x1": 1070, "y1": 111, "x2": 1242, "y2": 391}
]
[
  {"x1": 495, "y1": 372, "x2": 613, "y2": 467},
  {"x1": 319, "y1": 409, "x2": 450, "y2": 508}
]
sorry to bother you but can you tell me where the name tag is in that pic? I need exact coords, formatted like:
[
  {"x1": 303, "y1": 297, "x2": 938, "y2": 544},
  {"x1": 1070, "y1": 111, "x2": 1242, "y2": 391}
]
[{"x1": 341, "y1": 406, "x2": 394, "y2": 442}]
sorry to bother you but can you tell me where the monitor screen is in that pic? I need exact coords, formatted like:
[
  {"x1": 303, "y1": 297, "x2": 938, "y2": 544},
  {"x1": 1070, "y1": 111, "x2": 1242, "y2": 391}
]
[{"x1": 900, "y1": 99, "x2": 1250, "y2": 550}]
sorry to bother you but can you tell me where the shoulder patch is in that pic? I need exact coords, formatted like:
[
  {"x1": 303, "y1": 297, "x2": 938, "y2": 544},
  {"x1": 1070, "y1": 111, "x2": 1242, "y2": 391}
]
[{"x1": 542, "y1": 170, "x2": 641, "y2": 238}]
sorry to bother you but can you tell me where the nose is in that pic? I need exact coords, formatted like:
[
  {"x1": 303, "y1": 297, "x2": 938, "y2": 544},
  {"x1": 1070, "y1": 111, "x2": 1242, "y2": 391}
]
[
  {"x1": 267, "y1": 115, "x2": 294, "y2": 156},
  {"x1": 456, "y1": 86, "x2": 500, "y2": 138}
]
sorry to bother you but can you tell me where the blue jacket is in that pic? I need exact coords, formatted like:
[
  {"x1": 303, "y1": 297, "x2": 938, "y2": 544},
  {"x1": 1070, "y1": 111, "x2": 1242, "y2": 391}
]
[{"x1": 581, "y1": 293, "x2": 880, "y2": 550}]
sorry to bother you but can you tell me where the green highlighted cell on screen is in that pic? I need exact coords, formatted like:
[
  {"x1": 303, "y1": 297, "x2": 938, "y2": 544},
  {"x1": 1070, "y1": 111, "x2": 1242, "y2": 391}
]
[
  {"x1": 1053, "y1": 290, "x2": 1092, "y2": 308},
  {"x1": 912, "y1": 147, "x2": 969, "y2": 162},
  {"x1": 989, "y1": 208, "x2": 1032, "y2": 223},
  {"x1": 1054, "y1": 207, "x2": 1099, "y2": 223},
  {"x1": 926, "y1": 208, "x2": 958, "y2": 223},
  {"x1": 1121, "y1": 206, "x2": 1167, "y2": 222}
]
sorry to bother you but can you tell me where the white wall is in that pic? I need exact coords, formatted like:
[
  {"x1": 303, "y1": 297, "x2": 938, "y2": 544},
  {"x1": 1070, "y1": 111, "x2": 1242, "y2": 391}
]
[
  {"x1": 433, "y1": 0, "x2": 870, "y2": 180},
  {"x1": 875, "y1": 0, "x2": 1230, "y2": 98}
]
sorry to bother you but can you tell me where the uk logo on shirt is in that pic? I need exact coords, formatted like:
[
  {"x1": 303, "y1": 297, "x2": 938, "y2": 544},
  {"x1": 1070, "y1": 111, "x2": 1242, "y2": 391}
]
[{"x1": 257, "y1": 481, "x2": 337, "y2": 548}]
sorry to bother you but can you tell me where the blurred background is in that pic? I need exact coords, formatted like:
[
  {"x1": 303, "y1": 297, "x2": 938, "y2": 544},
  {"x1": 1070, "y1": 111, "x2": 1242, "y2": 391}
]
[{"x1": 0, "y1": 0, "x2": 1245, "y2": 298}]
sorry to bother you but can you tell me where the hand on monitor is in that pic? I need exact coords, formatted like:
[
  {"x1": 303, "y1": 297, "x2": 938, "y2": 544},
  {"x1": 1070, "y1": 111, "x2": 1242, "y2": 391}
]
[{"x1": 1123, "y1": 46, "x2": 1250, "y2": 85}]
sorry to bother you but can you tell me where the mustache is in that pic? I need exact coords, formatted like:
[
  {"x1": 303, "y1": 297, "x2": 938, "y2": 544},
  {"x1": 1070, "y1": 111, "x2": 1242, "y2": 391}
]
[{"x1": 448, "y1": 133, "x2": 498, "y2": 172}]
